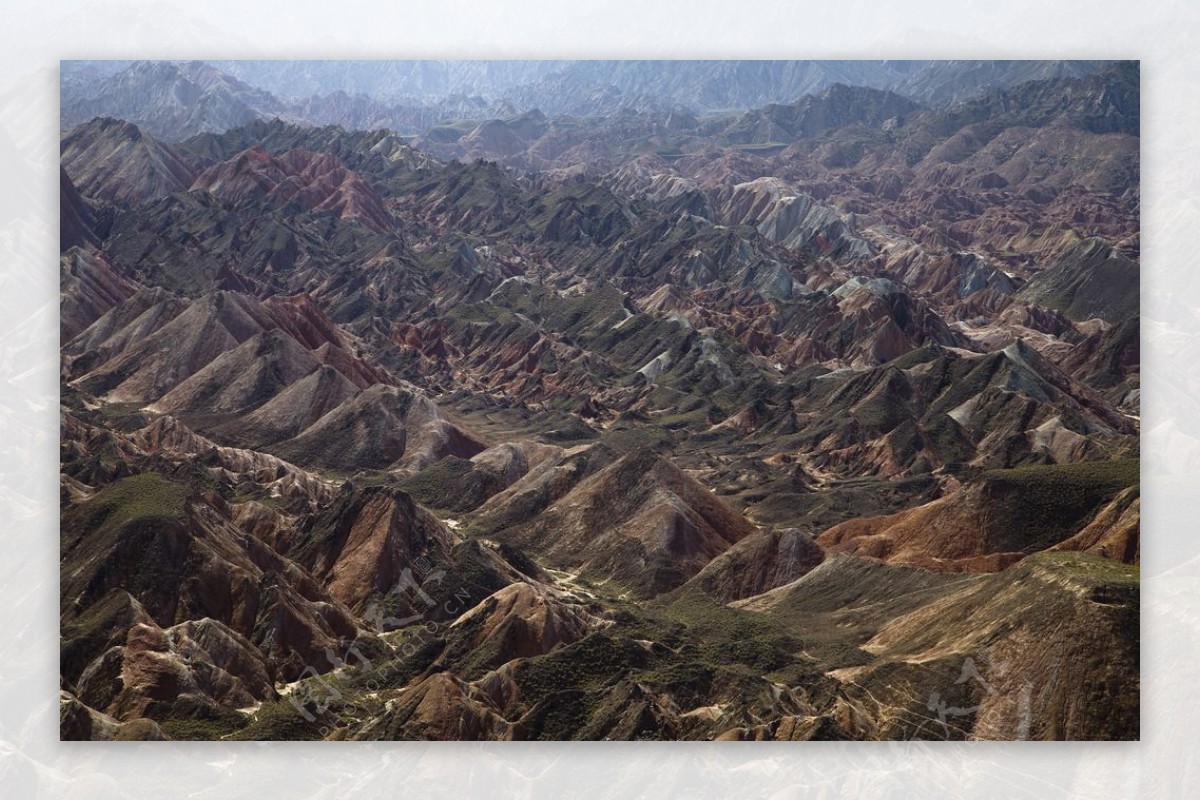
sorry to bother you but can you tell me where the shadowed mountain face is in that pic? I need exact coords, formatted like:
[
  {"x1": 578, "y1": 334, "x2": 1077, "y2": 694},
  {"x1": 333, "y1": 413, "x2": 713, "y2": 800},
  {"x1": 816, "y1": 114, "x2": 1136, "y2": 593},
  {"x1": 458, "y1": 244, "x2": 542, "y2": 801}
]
[
  {"x1": 60, "y1": 60, "x2": 1138, "y2": 742},
  {"x1": 61, "y1": 118, "x2": 196, "y2": 206}
]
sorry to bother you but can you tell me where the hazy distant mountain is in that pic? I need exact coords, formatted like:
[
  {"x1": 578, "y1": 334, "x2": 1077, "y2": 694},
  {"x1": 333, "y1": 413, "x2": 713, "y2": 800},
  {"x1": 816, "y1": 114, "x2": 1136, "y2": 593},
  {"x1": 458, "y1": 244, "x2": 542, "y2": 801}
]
[
  {"x1": 61, "y1": 60, "x2": 286, "y2": 140},
  {"x1": 60, "y1": 59, "x2": 1117, "y2": 143},
  {"x1": 502, "y1": 60, "x2": 931, "y2": 115},
  {"x1": 211, "y1": 59, "x2": 569, "y2": 103},
  {"x1": 206, "y1": 60, "x2": 925, "y2": 111},
  {"x1": 893, "y1": 59, "x2": 1114, "y2": 106}
]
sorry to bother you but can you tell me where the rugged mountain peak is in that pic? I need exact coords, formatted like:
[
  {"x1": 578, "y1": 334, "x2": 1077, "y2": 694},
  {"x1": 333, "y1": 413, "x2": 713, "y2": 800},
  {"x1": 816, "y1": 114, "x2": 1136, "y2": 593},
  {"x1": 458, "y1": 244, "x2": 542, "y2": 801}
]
[
  {"x1": 498, "y1": 448, "x2": 757, "y2": 597},
  {"x1": 62, "y1": 60, "x2": 286, "y2": 141},
  {"x1": 60, "y1": 472, "x2": 362, "y2": 690},
  {"x1": 353, "y1": 671, "x2": 514, "y2": 741},
  {"x1": 271, "y1": 383, "x2": 487, "y2": 472},
  {"x1": 66, "y1": 288, "x2": 391, "y2": 421},
  {"x1": 290, "y1": 484, "x2": 458, "y2": 613},
  {"x1": 214, "y1": 365, "x2": 359, "y2": 449},
  {"x1": 61, "y1": 117, "x2": 197, "y2": 207},
  {"x1": 192, "y1": 146, "x2": 394, "y2": 233},
  {"x1": 68, "y1": 290, "x2": 278, "y2": 403},
  {"x1": 681, "y1": 527, "x2": 825, "y2": 602},
  {"x1": 147, "y1": 327, "x2": 322, "y2": 418},
  {"x1": 289, "y1": 483, "x2": 518, "y2": 623},
  {"x1": 448, "y1": 582, "x2": 607, "y2": 664}
]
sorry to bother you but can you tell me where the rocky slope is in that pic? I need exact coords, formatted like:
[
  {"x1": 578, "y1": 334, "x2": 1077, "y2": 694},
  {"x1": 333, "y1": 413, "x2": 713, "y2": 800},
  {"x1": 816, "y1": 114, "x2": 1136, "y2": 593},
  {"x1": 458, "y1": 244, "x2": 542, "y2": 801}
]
[
  {"x1": 495, "y1": 449, "x2": 756, "y2": 597},
  {"x1": 60, "y1": 117, "x2": 196, "y2": 206},
  {"x1": 816, "y1": 459, "x2": 1139, "y2": 571}
]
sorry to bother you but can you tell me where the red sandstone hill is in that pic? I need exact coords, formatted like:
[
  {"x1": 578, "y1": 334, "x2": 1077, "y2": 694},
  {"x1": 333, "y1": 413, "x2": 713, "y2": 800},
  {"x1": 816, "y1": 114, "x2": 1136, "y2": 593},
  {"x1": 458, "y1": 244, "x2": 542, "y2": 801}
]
[
  {"x1": 191, "y1": 146, "x2": 394, "y2": 234},
  {"x1": 498, "y1": 448, "x2": 757, "y2": 597}
]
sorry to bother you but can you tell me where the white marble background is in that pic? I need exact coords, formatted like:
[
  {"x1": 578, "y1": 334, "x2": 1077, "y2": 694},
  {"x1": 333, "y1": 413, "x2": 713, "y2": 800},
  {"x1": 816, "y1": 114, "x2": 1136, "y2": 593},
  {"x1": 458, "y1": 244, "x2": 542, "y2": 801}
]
[{"x1": 1, "y1": 0, "x2": 1196, "y2": 797}]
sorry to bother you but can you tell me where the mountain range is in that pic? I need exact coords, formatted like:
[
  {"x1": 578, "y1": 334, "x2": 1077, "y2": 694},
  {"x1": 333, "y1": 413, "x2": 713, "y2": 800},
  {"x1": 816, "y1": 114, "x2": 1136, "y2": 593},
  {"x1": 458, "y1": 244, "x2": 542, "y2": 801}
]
[
  {"x1": 61, "y1": 59, "x2": 1114, "y2": 139},
  {"x1": 59, "y1": 59, "x2": 1139, "y2": 741}
]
